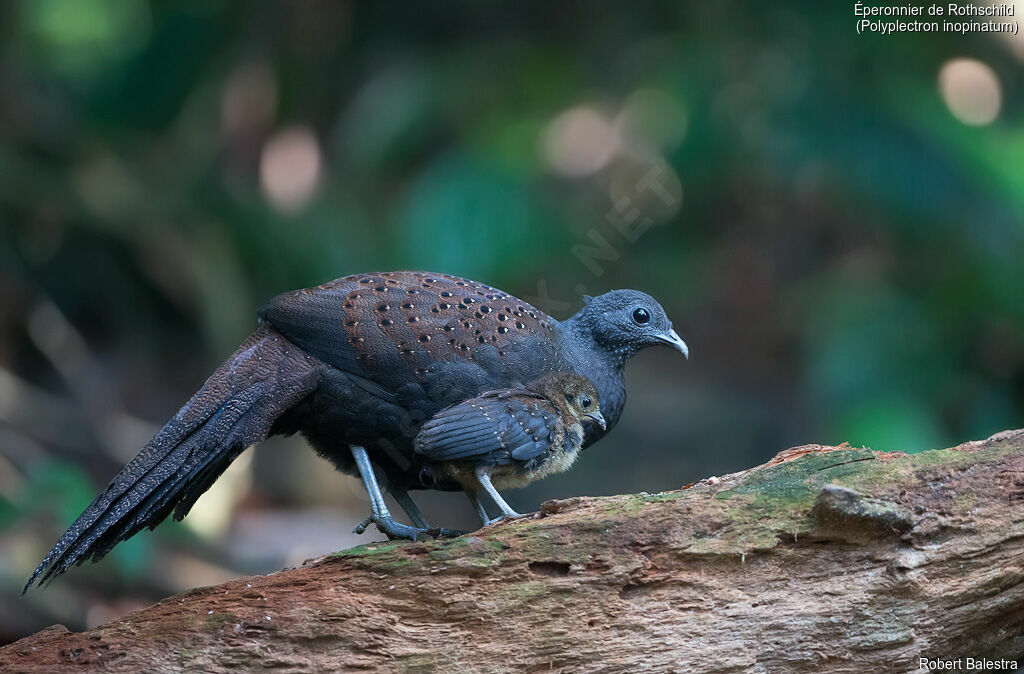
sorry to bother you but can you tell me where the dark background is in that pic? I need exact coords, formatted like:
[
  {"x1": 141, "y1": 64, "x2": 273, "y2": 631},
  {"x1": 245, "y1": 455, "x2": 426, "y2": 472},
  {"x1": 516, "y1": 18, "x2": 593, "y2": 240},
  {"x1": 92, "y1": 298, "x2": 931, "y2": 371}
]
[{"x1": 1, "y1": 1, "x2": 1022, "y2": 643}]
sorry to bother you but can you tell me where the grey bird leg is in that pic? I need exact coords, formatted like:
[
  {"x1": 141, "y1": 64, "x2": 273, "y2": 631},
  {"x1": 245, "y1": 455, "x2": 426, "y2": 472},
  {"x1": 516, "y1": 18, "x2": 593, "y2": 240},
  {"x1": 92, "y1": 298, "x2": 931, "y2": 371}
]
[
  {"x1": 353, "y1": 484, "x2": 427, "y2": 533},
  {"x1": 391, "y1": 485, "x2": 429, "y2": 529},
  {"x1": 465, "y1": 490, "x2": 492, "y2": 527},
  {"x1": 395, "y1": 487, "x2": 467, "y2": 536},
  {"x1": 354, "y1": 486, "x2": 467, "y2": 536},
  {"x1": 475, "y1": 467, "x2": 521, "y2": 520},
  {"x1": 350, "y1": 447, "x2": 464, "y2": 539},
  {"x1": 350, "y1": 446, "x2": 427, "y2": 540}
]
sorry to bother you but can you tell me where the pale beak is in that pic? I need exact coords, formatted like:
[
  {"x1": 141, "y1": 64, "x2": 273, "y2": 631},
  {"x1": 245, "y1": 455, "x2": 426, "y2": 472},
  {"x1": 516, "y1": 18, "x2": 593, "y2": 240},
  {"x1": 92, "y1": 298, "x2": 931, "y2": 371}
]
[
  {"x1": 656, "y1": 328, "x2": 689, "y2": 359},
  {"x1": 584, "y1": 410, "x2": 607, "y2": 430}
]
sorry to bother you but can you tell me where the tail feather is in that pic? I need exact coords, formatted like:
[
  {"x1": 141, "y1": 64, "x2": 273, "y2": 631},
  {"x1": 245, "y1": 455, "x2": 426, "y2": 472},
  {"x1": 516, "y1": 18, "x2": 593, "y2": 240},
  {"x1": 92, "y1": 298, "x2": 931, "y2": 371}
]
[
  {"x1": 168, "y1": 397, "x2": 276, "y2": 521},
  {"x1": 25, "y1": 325, "x2": 321, "y2": 591}
]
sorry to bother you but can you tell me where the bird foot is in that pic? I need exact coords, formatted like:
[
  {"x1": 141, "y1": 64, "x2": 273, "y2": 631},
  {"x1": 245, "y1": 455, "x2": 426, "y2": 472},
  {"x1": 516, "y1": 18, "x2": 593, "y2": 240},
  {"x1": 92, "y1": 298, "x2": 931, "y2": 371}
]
[
  {"x1": 483, "y1": 512, "x2": 525, "y2": 526},
  {"x1": 353, "y1": 516, "x2": 465, "y2": 541}
]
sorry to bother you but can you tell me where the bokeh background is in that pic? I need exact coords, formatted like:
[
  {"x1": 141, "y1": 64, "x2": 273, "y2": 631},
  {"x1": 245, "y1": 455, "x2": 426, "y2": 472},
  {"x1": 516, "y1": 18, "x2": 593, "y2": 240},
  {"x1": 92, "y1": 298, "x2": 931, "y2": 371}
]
[{"x1": 1, "y1": 1, "x2": 1023, "y2": 643}]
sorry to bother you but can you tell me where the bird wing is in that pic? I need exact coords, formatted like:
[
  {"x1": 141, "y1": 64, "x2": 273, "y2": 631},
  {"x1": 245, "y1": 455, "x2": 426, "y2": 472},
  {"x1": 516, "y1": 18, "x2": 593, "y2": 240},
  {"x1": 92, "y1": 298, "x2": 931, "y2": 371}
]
[
  {"x1": 413, "y1": 391, "x2": 560, "y2": 465},
  {"x1": 257, "y1": 272, "x2": 562, "y2": 404}
]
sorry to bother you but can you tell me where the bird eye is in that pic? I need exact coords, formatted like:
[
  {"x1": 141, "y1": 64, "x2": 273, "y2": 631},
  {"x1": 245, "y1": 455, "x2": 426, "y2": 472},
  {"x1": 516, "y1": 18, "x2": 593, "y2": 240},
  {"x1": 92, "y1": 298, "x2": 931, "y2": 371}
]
[
  {"x1": 565, "y1": 393, "x2": 574, "y2": 403},
  {"x1": 581, "y1": 397, "x2": 592, "y2": 409},
  {"x1": 631, "y1": 307, "x2": 651, "y2": 325}
]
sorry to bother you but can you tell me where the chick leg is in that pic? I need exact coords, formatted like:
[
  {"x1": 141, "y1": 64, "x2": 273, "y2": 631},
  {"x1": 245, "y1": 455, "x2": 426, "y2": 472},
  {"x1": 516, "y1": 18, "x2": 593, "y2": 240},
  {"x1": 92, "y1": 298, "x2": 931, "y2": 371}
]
[{"x1": 475, "y1": 468, "x2": 521, "y2": 520}]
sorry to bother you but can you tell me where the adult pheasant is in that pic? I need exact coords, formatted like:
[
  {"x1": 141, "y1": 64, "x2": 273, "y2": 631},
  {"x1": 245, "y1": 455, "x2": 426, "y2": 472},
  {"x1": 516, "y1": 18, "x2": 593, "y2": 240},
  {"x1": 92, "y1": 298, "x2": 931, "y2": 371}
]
[{"x1": 27, "y1": 271, "x2": 687, "y2": 589}]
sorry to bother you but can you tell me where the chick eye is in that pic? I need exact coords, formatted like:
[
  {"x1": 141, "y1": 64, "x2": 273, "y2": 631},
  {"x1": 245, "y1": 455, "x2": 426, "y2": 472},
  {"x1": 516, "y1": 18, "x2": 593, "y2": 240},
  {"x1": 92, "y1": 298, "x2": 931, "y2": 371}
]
[
  {"x1": 581, "y1": 397, "x2": 592, "y2": 409},
  {"x1": 632, "y1": 307, "x2": 651, "y2": 325}
]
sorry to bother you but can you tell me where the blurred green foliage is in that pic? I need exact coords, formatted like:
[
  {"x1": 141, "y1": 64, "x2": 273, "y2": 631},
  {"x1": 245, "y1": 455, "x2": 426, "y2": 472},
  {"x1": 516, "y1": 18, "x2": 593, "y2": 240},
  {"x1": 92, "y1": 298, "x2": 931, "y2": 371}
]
[{"x1": 1, "y1": 0, "x2": 1022, "y2": 643}]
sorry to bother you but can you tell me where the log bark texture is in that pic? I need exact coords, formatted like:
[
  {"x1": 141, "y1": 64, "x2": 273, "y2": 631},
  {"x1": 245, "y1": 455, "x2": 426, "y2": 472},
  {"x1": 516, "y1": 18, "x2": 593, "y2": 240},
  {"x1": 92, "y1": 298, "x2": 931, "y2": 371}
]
[{"x1": 3, "y1": 430, "x2": 1024, "y2": 673}]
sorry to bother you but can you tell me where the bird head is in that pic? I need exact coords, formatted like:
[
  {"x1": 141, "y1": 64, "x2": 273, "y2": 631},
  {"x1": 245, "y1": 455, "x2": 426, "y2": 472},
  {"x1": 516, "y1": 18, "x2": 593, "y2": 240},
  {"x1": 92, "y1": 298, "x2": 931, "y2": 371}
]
[
  {"x1": 532, "y1": 373, "x2": 606, "y2": 430},
  {"x1": 575, "y1": 290, "x2": 688, "y2": 363}
]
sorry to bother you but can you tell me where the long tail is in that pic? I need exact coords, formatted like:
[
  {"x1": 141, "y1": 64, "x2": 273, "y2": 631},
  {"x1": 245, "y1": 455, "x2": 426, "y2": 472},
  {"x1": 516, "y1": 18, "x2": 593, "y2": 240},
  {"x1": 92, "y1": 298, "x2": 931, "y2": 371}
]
[{"x1": 24, "y1": 324, "x2": 321, "y2": 591}]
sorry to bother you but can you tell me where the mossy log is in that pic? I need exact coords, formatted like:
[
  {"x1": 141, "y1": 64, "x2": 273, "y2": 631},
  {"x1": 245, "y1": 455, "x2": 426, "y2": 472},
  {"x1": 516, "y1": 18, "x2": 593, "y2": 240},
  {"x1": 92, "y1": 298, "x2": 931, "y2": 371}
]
[{"x1": 3, "y1": 430, "x2": 1024, "y2": 672}]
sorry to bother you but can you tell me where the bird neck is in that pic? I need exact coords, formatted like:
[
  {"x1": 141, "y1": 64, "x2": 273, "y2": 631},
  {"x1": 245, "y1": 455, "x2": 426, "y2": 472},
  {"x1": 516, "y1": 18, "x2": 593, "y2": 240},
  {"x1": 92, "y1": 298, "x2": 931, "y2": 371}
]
[{"x1": 558, "y1": 314, "x2": 628, "y2": 369}]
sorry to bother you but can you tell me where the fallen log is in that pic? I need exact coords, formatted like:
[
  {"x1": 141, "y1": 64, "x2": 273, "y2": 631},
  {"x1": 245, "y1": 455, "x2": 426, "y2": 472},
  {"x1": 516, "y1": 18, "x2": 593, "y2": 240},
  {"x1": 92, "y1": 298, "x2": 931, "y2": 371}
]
[{"x1": 3, "y1": 430, "x2": 1024, "y2": 672}]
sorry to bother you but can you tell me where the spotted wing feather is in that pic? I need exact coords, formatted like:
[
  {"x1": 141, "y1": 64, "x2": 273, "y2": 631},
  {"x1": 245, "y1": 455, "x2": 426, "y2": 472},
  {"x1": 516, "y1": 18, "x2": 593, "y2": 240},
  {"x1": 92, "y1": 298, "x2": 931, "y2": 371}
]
[{"x1": 258, "y1": 272, "x2": 563, "y2": 405}]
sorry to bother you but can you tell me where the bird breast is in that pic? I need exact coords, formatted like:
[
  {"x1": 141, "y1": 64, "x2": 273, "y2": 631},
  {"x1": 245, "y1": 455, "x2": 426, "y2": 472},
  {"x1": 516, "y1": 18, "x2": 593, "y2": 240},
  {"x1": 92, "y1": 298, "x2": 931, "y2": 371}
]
[{"x1": 486, "y1": 421, "x2": 585, "y2": 490}]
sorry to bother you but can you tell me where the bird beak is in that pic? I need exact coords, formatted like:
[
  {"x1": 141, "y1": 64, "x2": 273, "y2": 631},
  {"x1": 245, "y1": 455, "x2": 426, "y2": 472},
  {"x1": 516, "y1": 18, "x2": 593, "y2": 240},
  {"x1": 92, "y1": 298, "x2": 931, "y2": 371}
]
[
  {"x1": 584, "y1": 410, "x2": 607, "y2": 430},
  {"x1": 656, "y1": 328, "x2": 689, "y2": 359}
]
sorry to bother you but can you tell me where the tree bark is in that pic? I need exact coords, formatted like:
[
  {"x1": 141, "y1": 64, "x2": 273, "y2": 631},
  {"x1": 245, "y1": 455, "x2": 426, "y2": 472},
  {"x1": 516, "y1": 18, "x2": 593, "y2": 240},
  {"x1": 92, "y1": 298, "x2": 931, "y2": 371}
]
[{"x1": 3, "y1": 430, "x2": 1024, "y2": 673}]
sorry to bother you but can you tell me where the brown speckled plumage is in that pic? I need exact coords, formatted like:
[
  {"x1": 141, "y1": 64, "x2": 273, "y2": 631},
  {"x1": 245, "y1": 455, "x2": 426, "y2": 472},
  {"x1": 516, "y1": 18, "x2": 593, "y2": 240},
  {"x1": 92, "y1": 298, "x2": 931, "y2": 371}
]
[{"x1": 261, "y1": 272, "x2": 557, "y2": 386}]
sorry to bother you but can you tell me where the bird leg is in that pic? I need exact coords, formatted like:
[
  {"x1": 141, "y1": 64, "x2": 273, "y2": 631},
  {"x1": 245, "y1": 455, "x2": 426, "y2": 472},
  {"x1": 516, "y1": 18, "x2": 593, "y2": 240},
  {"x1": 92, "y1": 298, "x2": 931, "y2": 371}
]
[
  {"x1": 465, "y1": 490, "x2": 492, "y2": 527},
  {"x1": 350, "y1": 447, "x2": 463, "y2": 540},
  {"x1": 353, "y1": 484, "x2": 427, "y2": 533},
  {"x1": 475, "y1": 467, "x2": 522, "y2": 521},
  {"x1": 395, "y1": 486, "x2": 467, "y2": 536},
  {"x1": 350, "y1": 446, "x2": 421, "y2": 539},
  {"x1": 353, "y1": 487, "x2": 467, "y2": 537},
  {"x1": 390, "y1": 485, "x2": 430, "y2": 529}
]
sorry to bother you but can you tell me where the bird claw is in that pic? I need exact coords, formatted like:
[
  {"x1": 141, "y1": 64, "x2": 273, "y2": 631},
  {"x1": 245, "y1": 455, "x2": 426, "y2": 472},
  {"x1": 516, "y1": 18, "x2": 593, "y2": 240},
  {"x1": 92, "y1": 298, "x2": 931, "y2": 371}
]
[
  {"x1": 430, "y1": 527, "x2": 469, "y2": 538},
  {"x1": 353, "y1": 515, "x2": 466, "y2": 541}
]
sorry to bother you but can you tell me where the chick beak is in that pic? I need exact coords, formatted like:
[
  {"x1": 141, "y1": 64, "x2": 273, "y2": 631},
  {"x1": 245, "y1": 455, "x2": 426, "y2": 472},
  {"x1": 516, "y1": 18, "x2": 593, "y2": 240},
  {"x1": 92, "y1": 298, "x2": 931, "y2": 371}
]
[
  {"x1": 584, "y1": 410, "x2": 607, "y2": 430},
  {"x1": 656, "y1": 328, "x2": 689, "y2": 359}
]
